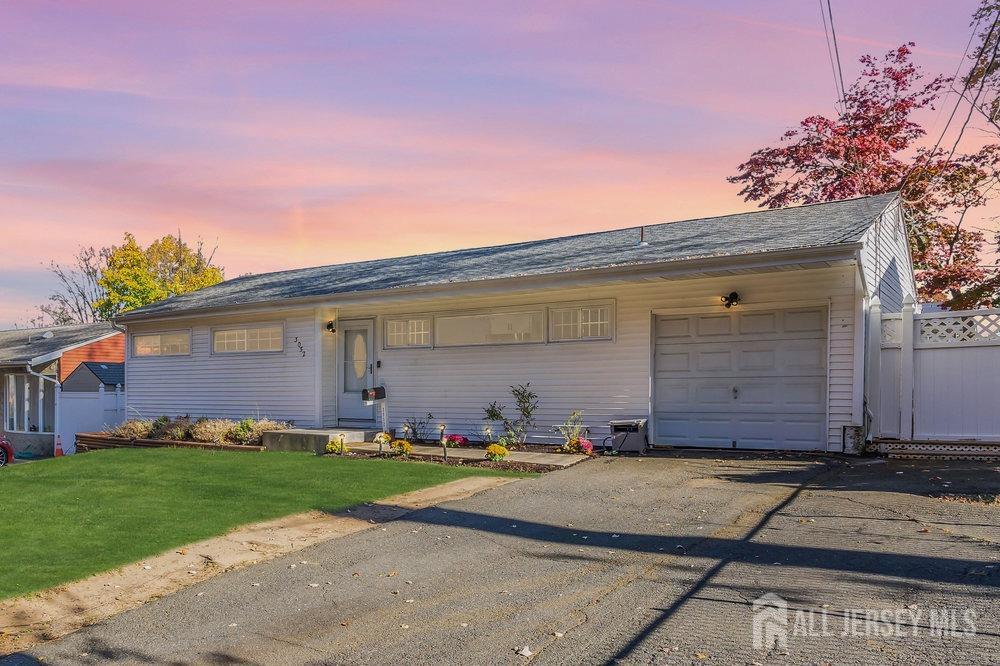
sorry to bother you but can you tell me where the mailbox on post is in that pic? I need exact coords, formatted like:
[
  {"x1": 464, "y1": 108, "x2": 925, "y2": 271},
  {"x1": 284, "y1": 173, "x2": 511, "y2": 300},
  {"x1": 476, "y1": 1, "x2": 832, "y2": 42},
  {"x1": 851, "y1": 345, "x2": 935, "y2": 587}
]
[{"x1": 361, "y1": 385, "x2": 386, "y2": 405}]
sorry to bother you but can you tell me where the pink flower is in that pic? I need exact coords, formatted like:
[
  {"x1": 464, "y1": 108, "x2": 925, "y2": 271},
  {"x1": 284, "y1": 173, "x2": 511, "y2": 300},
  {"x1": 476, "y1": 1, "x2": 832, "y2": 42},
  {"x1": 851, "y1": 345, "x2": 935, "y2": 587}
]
[
  {"x1": 578, "y1": 438, "x2": 594, "y2": 454},
  {"x1": 445, "y1": 434, "x2": 469, "y2": 446}
]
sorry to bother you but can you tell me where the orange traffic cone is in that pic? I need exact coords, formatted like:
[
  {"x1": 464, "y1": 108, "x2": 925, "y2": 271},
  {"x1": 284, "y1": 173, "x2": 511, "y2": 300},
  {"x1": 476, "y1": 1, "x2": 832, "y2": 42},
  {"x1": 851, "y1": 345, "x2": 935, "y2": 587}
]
[{"x1": 54, "y1": 435, "x2": 64, "y2": 457}]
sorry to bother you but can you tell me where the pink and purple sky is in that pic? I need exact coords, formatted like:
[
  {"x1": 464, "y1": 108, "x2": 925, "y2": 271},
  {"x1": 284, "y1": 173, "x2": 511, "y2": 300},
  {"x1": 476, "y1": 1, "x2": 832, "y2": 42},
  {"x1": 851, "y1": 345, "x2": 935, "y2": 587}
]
[{"x1": 0, "y1": 1, "x2": 993, "y2": 327}]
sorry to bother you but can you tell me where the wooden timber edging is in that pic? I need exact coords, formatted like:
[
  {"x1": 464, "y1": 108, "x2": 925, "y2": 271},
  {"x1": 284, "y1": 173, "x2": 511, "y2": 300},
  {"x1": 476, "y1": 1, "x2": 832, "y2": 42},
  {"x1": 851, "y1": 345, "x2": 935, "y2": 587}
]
[{"x1": 75, "y1": 433, "x2": 266, "y2": 453}]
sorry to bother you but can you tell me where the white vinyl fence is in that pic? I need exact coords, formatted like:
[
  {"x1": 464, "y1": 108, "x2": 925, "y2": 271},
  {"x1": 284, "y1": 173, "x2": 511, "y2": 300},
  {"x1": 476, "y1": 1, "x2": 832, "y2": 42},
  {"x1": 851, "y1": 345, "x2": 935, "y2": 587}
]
[
  {"x1": 872, "y1": 297, "x2": 1000, "y2": 441},
  {"x1": 58, "y1": 384, "x2": 126, "y2": 454}
]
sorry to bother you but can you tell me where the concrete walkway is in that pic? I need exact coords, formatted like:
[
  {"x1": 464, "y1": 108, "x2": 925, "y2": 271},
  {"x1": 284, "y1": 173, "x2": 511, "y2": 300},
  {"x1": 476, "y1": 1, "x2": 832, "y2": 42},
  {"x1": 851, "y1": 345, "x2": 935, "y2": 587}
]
[{"x1": 351, "y1": 442, "x2": 588, "y2": 467}]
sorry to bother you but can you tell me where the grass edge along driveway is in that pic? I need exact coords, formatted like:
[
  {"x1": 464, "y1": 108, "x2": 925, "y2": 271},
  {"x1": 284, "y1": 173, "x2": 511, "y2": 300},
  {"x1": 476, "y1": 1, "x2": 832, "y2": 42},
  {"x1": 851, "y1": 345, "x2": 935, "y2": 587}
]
[{"x1": 1, "y1": 448, "x2": 528, "y2": 600}]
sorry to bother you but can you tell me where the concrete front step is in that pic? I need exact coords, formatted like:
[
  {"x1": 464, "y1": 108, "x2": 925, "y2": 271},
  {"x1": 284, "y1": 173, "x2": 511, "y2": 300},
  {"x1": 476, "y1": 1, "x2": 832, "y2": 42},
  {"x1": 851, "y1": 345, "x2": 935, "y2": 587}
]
[{"x1": 263, "y1": 428, "x2": 379, "y2": 454}]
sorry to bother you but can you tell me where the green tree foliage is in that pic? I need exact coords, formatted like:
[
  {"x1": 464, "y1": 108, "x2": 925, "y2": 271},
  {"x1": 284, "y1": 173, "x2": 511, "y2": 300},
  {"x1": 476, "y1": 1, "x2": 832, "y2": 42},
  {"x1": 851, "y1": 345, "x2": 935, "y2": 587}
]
[{"x1": 94, "y1": 233, "x2": 223, "y2": 319}]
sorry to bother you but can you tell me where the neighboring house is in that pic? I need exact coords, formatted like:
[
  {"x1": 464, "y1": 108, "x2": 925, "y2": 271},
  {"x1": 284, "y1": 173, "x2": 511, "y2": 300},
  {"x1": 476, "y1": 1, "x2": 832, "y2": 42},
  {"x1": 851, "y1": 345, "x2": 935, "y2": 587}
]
[
  {"x1": 62, "y1": 361, "x2": 125, "y2": 392},
  {"x1": 0, "y1": 323, "x2": 124, "y2": 456},
  {"x1": 117, "y1": 193, "x2": 914, "y2": 453}
]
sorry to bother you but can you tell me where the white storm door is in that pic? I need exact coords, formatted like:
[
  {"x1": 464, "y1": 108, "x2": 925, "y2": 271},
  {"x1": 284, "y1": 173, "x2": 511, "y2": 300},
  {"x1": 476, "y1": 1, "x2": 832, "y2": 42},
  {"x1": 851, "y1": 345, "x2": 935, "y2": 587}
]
[{"x1": 338, "y1": 319, "x2": 376, "y2": 422}]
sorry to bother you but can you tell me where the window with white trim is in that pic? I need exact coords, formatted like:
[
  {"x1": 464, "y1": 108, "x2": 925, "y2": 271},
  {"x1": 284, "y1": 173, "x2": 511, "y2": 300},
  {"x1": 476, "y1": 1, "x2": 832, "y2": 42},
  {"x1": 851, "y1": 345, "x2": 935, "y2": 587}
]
[
  {"x1": 4, "y1": 373, "x2": 54, "y2": 433},
  {"x1": 435, "y1": 310, "x2": 544, "y2": 347},
  {"x1": 549, "y1": 304, "x2": 612, "y2": 341},
  {"x1": 133, "y1": 332, "x2": 191, "y2": 357},
  {"x1": 384, "y1": 317, "x2": 432, "y2": 348},
  {"x1": 213, "y1": 325, "x2": 284, "y2": 353}
]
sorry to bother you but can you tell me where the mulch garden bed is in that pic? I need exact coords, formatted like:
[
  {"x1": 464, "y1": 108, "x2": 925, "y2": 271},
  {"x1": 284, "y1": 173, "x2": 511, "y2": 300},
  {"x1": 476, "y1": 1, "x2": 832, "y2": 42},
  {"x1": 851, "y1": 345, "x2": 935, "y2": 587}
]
[{"x1": 341, "y1": 451, "x2": 562, "y2": 473}]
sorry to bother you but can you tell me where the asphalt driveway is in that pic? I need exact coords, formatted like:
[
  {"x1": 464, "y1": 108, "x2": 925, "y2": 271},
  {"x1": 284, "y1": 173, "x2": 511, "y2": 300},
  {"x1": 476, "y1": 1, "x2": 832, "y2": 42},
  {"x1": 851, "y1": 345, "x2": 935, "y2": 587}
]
[{"x1": 5, "y1": 452, "x2": 999, "y2": 664}]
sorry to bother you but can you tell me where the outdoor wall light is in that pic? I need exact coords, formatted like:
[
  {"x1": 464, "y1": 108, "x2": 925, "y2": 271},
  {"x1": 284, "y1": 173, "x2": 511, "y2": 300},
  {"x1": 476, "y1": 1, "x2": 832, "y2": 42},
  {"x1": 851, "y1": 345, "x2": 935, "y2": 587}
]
[
  {"x1": 325, "y1": 321, "x2": 337, "y2": 333},
  {"x1": 721, "y1": 292, "x2": 741, "y2": 309}
]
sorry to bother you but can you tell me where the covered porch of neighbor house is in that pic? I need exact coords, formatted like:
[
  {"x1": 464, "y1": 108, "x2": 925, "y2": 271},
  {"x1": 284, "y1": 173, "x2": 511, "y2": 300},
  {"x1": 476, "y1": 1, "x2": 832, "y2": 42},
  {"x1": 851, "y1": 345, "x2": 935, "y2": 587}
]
[{"x1": 1, "y1": 362, "x2": 59, "y2": 458}]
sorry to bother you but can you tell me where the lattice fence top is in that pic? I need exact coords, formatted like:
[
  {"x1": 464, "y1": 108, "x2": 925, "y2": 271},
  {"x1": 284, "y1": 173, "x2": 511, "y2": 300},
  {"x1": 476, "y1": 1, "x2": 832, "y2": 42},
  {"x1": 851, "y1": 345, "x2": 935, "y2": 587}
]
[{"x1": 916, "y1": 311, "x2": 1000, "y2": 346}]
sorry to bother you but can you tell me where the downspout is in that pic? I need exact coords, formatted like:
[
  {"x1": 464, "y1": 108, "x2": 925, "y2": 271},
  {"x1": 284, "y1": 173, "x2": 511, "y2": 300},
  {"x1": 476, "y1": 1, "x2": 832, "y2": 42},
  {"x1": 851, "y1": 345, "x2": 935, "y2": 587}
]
[{"x1": 25, "y1": 364, "x2": 60, "y2": 455}]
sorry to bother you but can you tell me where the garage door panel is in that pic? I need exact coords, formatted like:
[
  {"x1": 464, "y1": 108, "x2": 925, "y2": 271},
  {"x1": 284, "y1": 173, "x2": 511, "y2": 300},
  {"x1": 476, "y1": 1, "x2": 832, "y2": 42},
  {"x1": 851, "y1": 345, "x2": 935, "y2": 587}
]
[
  {"x1": 653, "y1": 307, "x2": 828, "y2": 451},
  {"x1": 739, "y1": 311, "x2": 778, "y2": 335},
  {"x1": 695, "y1": 315, "x2": 732, "y2": 336},
  {"x1": 783, "y1": 308, "x2": 826, "y2": 333}
]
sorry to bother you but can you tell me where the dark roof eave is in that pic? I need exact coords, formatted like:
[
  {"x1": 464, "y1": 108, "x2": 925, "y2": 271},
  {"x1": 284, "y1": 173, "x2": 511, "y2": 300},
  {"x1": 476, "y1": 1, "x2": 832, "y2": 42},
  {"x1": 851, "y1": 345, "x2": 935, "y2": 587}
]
[{"x1": 116, "y1": 241, "x2": 863, "y2": 324}]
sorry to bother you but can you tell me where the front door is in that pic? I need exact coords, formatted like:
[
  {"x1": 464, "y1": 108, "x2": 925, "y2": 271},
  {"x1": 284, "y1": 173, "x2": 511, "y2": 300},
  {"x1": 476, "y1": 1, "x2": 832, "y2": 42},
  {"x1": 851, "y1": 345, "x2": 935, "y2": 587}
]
[{"x1": 338, "y1": 319, "x2": 375, "y2": 423}]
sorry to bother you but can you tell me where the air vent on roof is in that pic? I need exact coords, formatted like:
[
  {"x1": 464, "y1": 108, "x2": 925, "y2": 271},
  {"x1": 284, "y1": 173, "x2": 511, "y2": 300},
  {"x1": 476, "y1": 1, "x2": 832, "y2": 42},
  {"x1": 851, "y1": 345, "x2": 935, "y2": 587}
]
[
  {"x1": 28, "y1": 330, "x2": 55, "y2": 343},
  {"x1": 637, "y1": 226, "x2": 648, "y2": 247}
]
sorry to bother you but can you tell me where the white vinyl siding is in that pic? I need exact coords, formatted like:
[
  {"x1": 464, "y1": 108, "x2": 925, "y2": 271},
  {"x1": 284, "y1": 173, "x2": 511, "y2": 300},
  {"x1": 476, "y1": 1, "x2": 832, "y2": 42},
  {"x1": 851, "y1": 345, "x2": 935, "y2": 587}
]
[
  {"x1": 212, "y1": 325, "x2": 283, "y2": 353},
  {"x1": 126, "y1": 312, "x2": 319, "y2": 426},
  {"x1": 435, "y1": 310, "x2": 545, "y2": 347},
  {"x1": 133, "y1": 332, "x2": 190, "y2": 357},
  {"x1": 860, "y1": 200, "x2": 915, "y2": 313},
  {"x1": 385, "y1": 317, "x2": 431, "y2": 348},
  {"x1": 347, "y1": 264, "x2": 858, "y2": 450}
]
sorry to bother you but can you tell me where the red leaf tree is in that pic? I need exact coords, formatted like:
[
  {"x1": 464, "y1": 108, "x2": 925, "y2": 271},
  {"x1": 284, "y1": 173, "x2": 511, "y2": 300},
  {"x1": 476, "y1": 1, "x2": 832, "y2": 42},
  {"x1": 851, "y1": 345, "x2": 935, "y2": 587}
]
[{"x1": 728, "y1": 43, "x2": 1000, "y2": 308}]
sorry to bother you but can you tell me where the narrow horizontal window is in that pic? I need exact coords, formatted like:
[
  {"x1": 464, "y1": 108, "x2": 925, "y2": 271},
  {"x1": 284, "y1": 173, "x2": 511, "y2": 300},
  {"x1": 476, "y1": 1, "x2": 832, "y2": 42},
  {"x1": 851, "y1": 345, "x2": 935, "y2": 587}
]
[
  {"x1": 133, "y1": 332, "x2": 191, "y2": 357},
  {"x1": 384, "y1": 317, "x2": 432, "y2": 348},
  {"x1": 213, "y1": 325, "x2": 283, "y2": 353},
  {"x1": 549, "y1": 304, "x2": 612, "y2": 341},
  {"x1": 435, "y1": 310, "x2": 544, "y2": 347}
]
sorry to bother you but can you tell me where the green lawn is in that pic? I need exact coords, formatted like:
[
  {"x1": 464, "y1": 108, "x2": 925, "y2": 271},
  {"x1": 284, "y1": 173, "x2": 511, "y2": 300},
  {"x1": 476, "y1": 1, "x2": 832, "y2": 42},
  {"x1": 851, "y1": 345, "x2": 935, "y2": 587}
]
[{"x1": 0, "y1": 448, "x2": 527, "y2": 600}]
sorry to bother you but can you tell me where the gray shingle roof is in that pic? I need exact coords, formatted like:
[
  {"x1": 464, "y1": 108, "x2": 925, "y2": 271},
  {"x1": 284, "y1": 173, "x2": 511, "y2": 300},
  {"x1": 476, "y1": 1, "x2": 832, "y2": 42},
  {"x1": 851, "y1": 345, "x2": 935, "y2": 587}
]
[
  {"x1": 0, "y1": 322, "x2": 119, "y2": 366},
  {"x1": 122, "y1": 193, "x2": 896, "y2": 319},
  {"x1": 79, "y1": 361, "x2": 125, "y2": 387}
]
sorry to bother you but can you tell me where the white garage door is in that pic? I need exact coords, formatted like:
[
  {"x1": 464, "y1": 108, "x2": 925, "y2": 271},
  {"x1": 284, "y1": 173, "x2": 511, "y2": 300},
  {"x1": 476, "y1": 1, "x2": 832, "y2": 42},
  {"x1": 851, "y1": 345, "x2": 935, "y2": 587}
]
[{"x1": 653, "y1": 307, "x2": 828, "y2": 451}]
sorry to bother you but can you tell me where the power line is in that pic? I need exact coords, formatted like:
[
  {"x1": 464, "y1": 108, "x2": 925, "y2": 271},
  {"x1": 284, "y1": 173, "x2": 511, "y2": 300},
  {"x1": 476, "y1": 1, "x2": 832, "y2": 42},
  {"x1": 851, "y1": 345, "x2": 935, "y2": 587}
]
[
  {"x1": 818, "y1": 0, "x2": 844, "y2": 108},
  {"x1": 899, "y1": 12, "x2": 1000, "y2": 201},
  {"x1": 824, "y1": 0, "x2": 848, "y2": 107}
]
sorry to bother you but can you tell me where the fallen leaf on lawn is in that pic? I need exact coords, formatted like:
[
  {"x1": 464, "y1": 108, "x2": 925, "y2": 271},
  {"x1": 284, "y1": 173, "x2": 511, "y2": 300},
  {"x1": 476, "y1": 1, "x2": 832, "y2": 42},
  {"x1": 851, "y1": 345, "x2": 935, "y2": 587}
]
[
  {"x1": 352, "y1": 572, "x2": 361, "y2": 577},
  {"x1": 694, "y1": 652, "x2": 709, "y2": 660},
  {"x1": 387, "y1": 571, "x2": 399, "y2": 577},
  {"x1": 341, "y1": 621, "x2": 349, "y2": 627},
  {"x1": 308, "y1": 583, "x2": 320, "y2": 588},
  {"x1": 177, "y1": 548, "x2": 188, "y2": 555},
  {"x1": 405, "y1": 599, "x2": 414, "y2": 603},
  {"x1": 460, "y1": 623, "x2": 469, "y2": 627},
  {"x1": 400, "y1": 624, "x2": 410, "y2": 629},
  {"x1": 552, "y1": 632, "x2": 564, "y2": 638},
  {"x1": 917, "y1": 528, "x2": 930, "y2": 533},
  {"x1": 516, "y1": 646, "x2": 534, "y2": 657}
]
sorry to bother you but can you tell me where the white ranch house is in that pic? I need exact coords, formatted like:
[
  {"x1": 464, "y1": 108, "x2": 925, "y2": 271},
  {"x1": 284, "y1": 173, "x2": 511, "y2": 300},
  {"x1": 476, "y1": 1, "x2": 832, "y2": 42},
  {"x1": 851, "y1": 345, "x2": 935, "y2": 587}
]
[{"x1": 118, "y1": 193, "x2": 916, "y2": 453}]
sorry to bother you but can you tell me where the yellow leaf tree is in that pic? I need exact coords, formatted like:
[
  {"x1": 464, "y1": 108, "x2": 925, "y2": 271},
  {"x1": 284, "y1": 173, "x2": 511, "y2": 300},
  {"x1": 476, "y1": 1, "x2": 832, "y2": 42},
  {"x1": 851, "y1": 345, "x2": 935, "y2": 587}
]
[{"x1": 95, "y1": 233, "x2": 223, "y2": 319}]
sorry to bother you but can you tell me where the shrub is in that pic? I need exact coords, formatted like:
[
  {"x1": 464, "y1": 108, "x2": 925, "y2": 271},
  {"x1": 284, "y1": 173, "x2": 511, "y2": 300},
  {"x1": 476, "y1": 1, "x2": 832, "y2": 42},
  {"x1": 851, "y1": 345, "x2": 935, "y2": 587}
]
[
  {"x1": 148, "y1": 415, "x2": 172, "y2": 440},
  {"x1": 391, "y1": 439, "x2": 412, "y2": 456},
  {"x1": 326, "y1": 435, "x2": 350, "y2": 455},
  {"x1": 556, "y1": 410, "x2": 586, "y2": 446},
  {"x1": 105, "y1": 419, "x2": 154, "y2": 440},
  {"x1": 443, "y1": 434, "x2": 469, "y2": 448},
  {"x1": 165, "y1": 416, "x2": 195, "y2": 441},
  {"x1": 229, "y1": 417, "x2": 290, "y2": 445},
  {"x1": 485, "y1": 444, "x2": 509, "y2": 461},
  {"x1": 190, "y1": 418, "x2": 236, "y2": 444},
  {"x1": 483, "y1": 384, "x2": 538, "y2": 448},
  {"x1": 402, "y1": 413, "x2": 434, "y2": 442}
]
